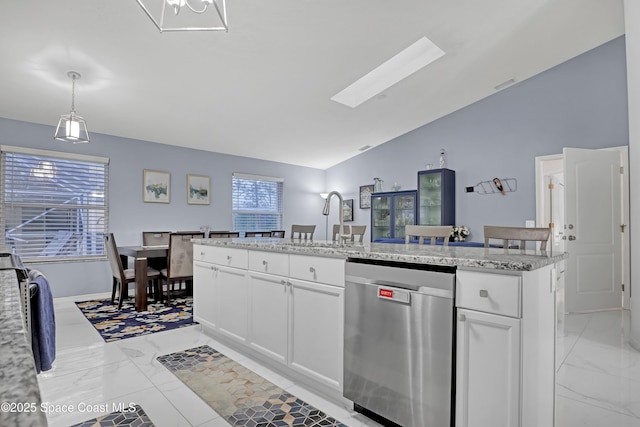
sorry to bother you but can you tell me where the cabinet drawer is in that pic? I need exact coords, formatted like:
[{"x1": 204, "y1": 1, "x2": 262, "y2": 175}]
[
  {"x1": 249, "y1": 251, "x2": 289, "y2": 276},
  {"x1": 194, "y1": 245, "x2": 248, "y2": 269},
  {"x1": 456, "y1": 270, "x2": 521, "y2": 318},
  {"x1": 289, "y1": 254, "x2": 345, "y2": 287},
  {"x1": 193, "y1": 244, "x2": 213, "y2": 263}
]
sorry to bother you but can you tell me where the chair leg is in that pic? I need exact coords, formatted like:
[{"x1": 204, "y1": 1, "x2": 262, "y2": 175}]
[
  {"x1": 111, "y1": 277, "x2": 117, "y2": 304},
  {"x1": 166, "y1": 280, "x2": 171, "y2": 306},
  {"x1": 153, "y1": 278, "x2": 162, "y2": 303},
  {"x1": 118, "y1": 281, "x2": 125, "y2": 310}
]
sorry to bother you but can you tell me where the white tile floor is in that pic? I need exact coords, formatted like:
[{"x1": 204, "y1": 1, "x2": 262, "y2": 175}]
[{"x1": 38, "y1": 293, "x2": 640, "y2": 427}]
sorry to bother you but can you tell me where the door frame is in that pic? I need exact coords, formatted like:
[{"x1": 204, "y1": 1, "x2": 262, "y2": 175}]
[{"x1": 535, "y1": 146, "x2": 630, "y2": 310}]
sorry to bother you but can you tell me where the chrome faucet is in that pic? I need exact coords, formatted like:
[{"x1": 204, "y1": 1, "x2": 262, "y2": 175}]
[{"x1": 322, "y1": 191, "x2": 351, "y2": 244}]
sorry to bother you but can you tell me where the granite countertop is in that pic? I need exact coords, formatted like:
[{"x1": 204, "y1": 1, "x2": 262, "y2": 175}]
[
  {"x1": 193, "y1": 238, "x2": 567, "y2": 272},
  {"x1": 0, "y1": 269, "x2": 48, "y2": 427}
]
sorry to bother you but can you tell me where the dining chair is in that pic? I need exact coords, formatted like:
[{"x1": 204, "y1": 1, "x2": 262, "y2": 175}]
[
  {"x1": 350, "y1": 225, "x2": 367, "y2": 242},
  {"x1": 270, "y1": 230, "x2": 286, "y2": 238},
  {"x1": 208, "y1": 230, "x2": 239, "y2": 238},
  {"x1": 483, "y1": 225, "x2": 551, "y2": 250},
  {"x1": 142, "y1": 231, "x2": 171, "y2": 246},
  {"x1": 161, "y1": 231, "x2": 205, "y2": 304},
  {"x1": 142, "y1": 231, "x2": 171, "y2": 271},
  {"x1": 105, "y1": 233, "x2": 161, "y2": 309},
  {"x1": 245, "y1": 231, "x2": 271, "y2": 237},
  {"x1": 332, "y1": 224, "x2": 351, "y2": 242},
  {"x1": 291, "y1": 224, "x2": 316, "y2": 240},
  {"x1": 405, "y1": 225, "x2": 453, "y2": 246}
]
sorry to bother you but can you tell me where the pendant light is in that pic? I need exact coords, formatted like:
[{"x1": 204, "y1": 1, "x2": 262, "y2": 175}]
[
  {"x1": 54, "y1": 71, "x2": 90, "y2": 144},
  {"x1": 136, "y1": 0, "x2": 228, "y2": 33}
]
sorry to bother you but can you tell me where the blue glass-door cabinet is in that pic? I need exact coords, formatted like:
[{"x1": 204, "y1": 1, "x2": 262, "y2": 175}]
[
  {"x1": 370, "y1": 190, "x2": 417, "y2": 241},
  {"x1": 417, "y1": 168, "x2": 455, "y2": 226}
]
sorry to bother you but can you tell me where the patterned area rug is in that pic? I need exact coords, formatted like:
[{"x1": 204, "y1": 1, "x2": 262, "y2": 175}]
[
  {"x1": 70, "y1": 404, "x2": 154, "y2": 426},
  {"x1": 76, "y1": 297, "x2": 197, "y2": 342},
  {"x1": 157, "y1": 345, "x2": 348, "y2": 427}
]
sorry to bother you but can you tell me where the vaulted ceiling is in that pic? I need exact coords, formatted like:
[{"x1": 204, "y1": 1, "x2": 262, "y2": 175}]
[{"x1": 0, "y1": 0, "x2": 625, "y2": 169}]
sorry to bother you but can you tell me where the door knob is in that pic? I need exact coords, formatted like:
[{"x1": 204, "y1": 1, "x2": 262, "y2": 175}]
[
  {"x1": 567, "y1": 224, "x2": 574, "y2": 229},
  {"x1": 568, "y1": 235, "x2": 576, "y2": 241}
]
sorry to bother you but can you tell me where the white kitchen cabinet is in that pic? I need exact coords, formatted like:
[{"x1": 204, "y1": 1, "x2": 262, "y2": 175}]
[
  {"x1": 216, "y1": 264, "x2": 249, "y2": 343},
  {"x1": 288, "y1": 277, "x2": 344, "y2": 391},
  {"x1": 247, "y1": 270, "x2": 288, "y2": 363},
  {"x1": 193, "y1": 245, "x2": 249, "y2": 343},
  {"x1": 193, "y1": 260, "x2": 218, "y2": 330},
  {"x1": 455, "y1": 265, "x2": 556, "y2": 427},
  {"x1": 193, "y1": 244, "x2": 346, "y2": 394},
  {"x1": 456, "y1": 308, "x2": 521, "y2": 427}
]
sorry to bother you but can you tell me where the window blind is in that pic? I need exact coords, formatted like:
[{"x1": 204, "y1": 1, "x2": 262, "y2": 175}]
[
  {"x1": 0, "y1": 146, "x2": 109, "y2": 262},
  {"x1": 232, "y1": 173, "x2": 283, "y2": 234}
]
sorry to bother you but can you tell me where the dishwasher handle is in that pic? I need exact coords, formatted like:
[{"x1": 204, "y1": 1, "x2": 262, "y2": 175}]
[
  {"x1": 346, "y1": 274, "x2": 454, "y2": 299},
  {"x1": 346, "y1": 275, "x2": 420, "y2": 291}
]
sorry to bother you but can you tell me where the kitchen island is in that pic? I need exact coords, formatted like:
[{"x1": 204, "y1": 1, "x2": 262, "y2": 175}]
[
  {"x1": 0, "y1": 269, "x2": 48, "y2": 427},
  {"x1": 192, "y1": 238, "x2": 566, "y2": 427}
]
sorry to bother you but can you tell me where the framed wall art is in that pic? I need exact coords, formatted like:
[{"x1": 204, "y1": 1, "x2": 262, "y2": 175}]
[
  {"x1": 359, "y1": 184, "x2": 374, "y2": 209},
  {"x1": 187, "y1": 174, "x2": 210, "y2": 205},
  {"x1": 143, "y1": 169, "x2": 170, "y2": 203},
  {"x1": 343, "y1": 199, "x2": 354, "y2": 222}
]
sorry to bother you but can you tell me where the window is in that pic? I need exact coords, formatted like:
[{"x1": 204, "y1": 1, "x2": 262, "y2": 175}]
[
  {"x1": 0, "y1": 145, "x2": 109, "y2": 262},
  {"x1": 232, "y1": 173, "x2": 283, "y2": 234}
]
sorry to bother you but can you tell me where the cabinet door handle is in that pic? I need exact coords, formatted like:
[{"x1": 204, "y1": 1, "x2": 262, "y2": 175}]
[
  {"x1": 479, "y1": 290, "x2": 488, "y2": 298},
  {"x1": 200, "y1": 251, "x2": 205, "y2": 256},
  {"x1": 309, "y1": 267, "x2": 316, "y2": 273},
  {"x1": 262, "y1": 260, "x2": 268, "y2": 266},
  {"x1": 459, "y1": 314, "x2": 466, "y2": 322}
]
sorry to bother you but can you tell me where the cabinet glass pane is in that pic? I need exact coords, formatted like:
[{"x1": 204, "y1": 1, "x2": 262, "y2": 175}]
[
  {"x1": 419, "y1": 172, "x2": 442, "y2": 225},
  {"x1": 394, "y1": 196, "x2": 415, "y2": 238},
  {"x1": 372, "y1": 196, "x2": 391, "y2": 239}
]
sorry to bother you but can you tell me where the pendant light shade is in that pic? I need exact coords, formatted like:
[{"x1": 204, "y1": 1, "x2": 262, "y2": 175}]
[
  {"x1": 136, "y1": 0, "x2": 228, "y2": 33},
  {"x1": 54, "y1": 71, "x2": 90, "y2": 144}
]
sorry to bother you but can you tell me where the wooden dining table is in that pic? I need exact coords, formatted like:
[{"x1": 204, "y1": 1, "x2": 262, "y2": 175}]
[{"x1": 118, "y1": 245, "x2": 167, "y2": 311}]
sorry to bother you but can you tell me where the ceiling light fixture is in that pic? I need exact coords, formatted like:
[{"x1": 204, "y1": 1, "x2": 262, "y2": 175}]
[
  {"x1": 136, "y1": 0, "x2": 228, "y2": 32},
  {"x1": 54, "y1": 71, "x2": 89, "y2": 144}
]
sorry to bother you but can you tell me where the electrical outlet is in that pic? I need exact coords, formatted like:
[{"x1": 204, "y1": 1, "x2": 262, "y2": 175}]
[{"x1": 525, "y1": 220, "x2": 535, "y2": 228}]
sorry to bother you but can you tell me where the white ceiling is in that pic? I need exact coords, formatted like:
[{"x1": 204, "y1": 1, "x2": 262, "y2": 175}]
[{"x1": 0, "y1": 0, "x2": 625, "y2": 169}]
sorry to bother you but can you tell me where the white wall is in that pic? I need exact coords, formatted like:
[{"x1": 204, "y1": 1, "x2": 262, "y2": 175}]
[
  {"x1": 0, "y1": 118, "x2": 326, "y2": 297},
  {"x1": 624, "y1": 0, "x2": 640, "y2": 349},
  {"x1": 326, "y1": 37, "x2": 629, "y2": 243}
]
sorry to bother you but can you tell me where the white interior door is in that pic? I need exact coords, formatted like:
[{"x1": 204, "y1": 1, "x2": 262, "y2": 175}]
[{"x1": 564, "y1": 147, "x2": 622, "y2": 312}]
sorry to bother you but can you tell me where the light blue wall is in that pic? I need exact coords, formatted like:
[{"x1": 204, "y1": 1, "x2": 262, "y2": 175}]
[
  {"x1": 0, "y1": 119, "x2": 326, "y2": 297},
  {"x1": 326, "y1": 36, "x2": 629, "y2": 242},
  {"x1": 0, "y1": 36, "x2": 628, "y2": 297}
]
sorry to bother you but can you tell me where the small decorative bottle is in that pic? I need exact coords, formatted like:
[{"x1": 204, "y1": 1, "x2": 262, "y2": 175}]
[
  {"x1": 439, "y1": 149, "x2": 446, "y2": 169},
  {"x1": 373, "y1": 177, "x2": 384, "y2": 193}
]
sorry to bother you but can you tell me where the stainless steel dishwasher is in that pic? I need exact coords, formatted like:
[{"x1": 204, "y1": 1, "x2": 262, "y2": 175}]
[{"x1": 344, "y1": 258, "x2": 456, "y2": 427}]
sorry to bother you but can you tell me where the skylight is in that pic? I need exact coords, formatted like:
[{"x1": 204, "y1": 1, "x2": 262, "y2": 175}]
[{"x1": 331, "y1": 36, "x2": 445, "y2": 108}]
